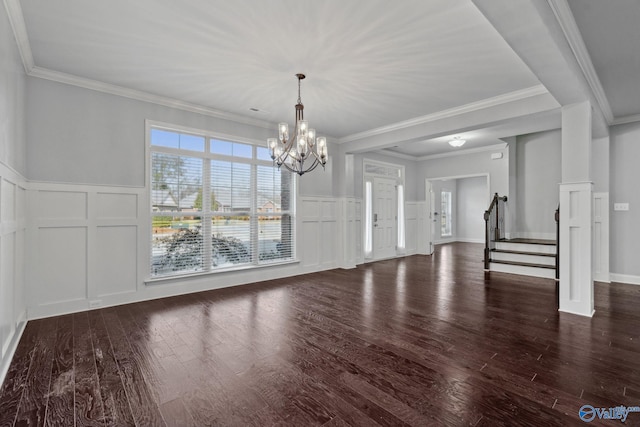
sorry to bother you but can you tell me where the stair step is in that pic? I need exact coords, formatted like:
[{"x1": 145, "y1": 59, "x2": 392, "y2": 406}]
[
  {"x1": 492, "y1": 249, "x2": 555, "y2": 257},
  {"x1": 491, "y1": 259, "x2": 555, "y2": 269},
  {"x1": 489, "y1": 261, "x2": 556, "y2": 279},
  {"x1": 494, "y1": 240, "x2": 556, "y2": 255},
  {"x1": 497, "y1": 238, "x2": 556, "y2": 245},
  {"x1": 490, "y1": 250, "x2": 555, "y2": 266}
]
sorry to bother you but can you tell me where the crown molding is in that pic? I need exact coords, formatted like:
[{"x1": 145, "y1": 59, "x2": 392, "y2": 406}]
[
  {"x1": 417, "y1": 143, "x2": 508, "y2": 161},
  {"x1": 373, "y1": 150, "x2": 418, "y2": 162},
  {"x1": 338, "y1": 85, "x2": 549, "y2": 144},
  {"x1": 3, "y1": 0, "x2": 34, "y2": 73},
  {"x1": 547, "y1": 0, "x2": 614, "y2": 124},
  {"x1": 28, "y1": 67, "x2": 274, "y2": 130},
  {"x1": 378, "y1": 143, "x2": 508, "y2": 162},
  {"x1": 612, "y1": 113, "x2": 640, "y2": 127}
]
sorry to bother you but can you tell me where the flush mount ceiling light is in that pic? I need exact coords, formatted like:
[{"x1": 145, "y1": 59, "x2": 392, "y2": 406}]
[
  {"x1": 448, "y1": 136, "x2": 466, "y2": 147},
  {"x1": 267, "y1": 74, "x2": 327, "y2": 176}
]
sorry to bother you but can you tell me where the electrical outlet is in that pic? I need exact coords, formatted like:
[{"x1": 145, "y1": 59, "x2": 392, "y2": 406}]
[
  {"x1": 614, "y1": 203, "x2": 629, "y2": 211},
  {"x1": 89, "y1": 300, "x2": 102, "y2": 309}
]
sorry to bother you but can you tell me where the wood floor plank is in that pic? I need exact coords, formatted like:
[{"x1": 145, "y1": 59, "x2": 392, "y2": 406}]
[
  {"x1": 0, "y1": 321, "x2": 41, "y2": 427},
  {"x1": 86, "y1": 310, "x2": 135, "y2": 426},
  {"x1": 73, "y1": 312, "x2": 105, "y2": 427},
  {"x1": 45, "y1": 314, "x2": 75, "y2": 426},
  {"x1": 101, "y1": 309, "x2": 166, "y2": 426},
  {"x1": 5, "y1": 243, "x2": 640, "y2": 425},
  {"x1": 13, "y1": 318, "x2": 58, "y2": 426}
]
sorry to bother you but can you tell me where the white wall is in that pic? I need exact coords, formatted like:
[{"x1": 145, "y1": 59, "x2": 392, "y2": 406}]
[
  {"x1": 456, "y1": 176, "x2": 487, "y2": 243},
  {"x1": 417, "y1": 145, "x2": 509, "y2": 201},
  {"x1": 610, "y1": 122, "x2": 640, "y2": 281},
  {"x1": 0, "y1": 2, "x2": 28, "y2": 384},
  {"x1": 515, "y1": 130, "x2": 561, "y2": 239},
  {"x1": 592, "y1": 136, "x2": 610, "y2": 193},
  {"x1": 23, "y1": 77, "x2": 354, "y2": 319},
  {"x1": 27, "y1": 77, "x2": 338, "y2": 196}
]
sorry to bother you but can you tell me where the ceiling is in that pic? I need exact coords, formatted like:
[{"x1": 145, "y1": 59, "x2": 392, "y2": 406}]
[
  {"x1": 10, "y1": 0, "x2": 640, "y2": 157},
  {"x1": 567, "y1": 0, "x2": 640, "y2": 119}
]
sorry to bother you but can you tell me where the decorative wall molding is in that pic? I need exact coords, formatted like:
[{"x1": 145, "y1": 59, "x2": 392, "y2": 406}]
[
  {"x1": 558, "y1": 182, "x2": 594, "y2": 317},
  {"x1": 416, "y1": 143, "x2": 508, "y2": 162},
  {"x1": 29, "y1": 67, "x2": 273, "y2": 130},
  {"x1": 610, "y1": 274, "x2": 640, "y2": 286},
  {"x1": 338, "y1": 86, "x2": 549, "y2": 144},
  {"x1": 24, "y1": 185, "x2": 346, "y2": 319},
  {"x1": 592, "y1": 192, "x2": 610, "y2": 283},
  {"x1": 3, "y1": 0, "x2": 34, "y2": 73},
  {"x1": 0, "y1": 158, "x2": 27, "y2": 388},
  {"x1": 612, "y1": 113, "x2": 640, "y2": 126},
  {"x1": 547, "y1": 0, "x2": 614, "y2": 124}
]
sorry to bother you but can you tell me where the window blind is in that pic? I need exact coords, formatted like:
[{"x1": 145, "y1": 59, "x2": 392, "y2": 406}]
[{"x1": 150, "y1": 128, "x2": 295, "y2": 278}]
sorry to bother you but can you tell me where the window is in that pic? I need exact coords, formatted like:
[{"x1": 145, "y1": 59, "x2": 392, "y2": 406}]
[
  {"x1": 364, "y1": 181, "x2": 373, "y2": 258},
  {"x1": 150, "y1": 127, "x2": 295, "y2": 278},
  {"x1": 397, "y1": 184, "x2": 405, "y2": 251},
  {"x1": 441, "y1": 190, "x2": 452, "y2": 237}
]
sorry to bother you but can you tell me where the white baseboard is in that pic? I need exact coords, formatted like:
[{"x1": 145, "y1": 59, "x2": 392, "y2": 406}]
[
  {"x1": 593, "y1": 272, "x2": 611, "y2": 283},
  {"x1": 434, "y1": 238, "x2": 456, "y2": 245},
  {"x1": 0, "y1": 318, "x2": 27, "y2": 389},
  {"x1": 435, "y1": 238, "x2": 483, "y2": 245},
  {"x1": 610, "y1": 273, "x2": 640, "y2": 286},
  {"x1": 455, "y1": 238, "x2": 484, "y2": 244}
]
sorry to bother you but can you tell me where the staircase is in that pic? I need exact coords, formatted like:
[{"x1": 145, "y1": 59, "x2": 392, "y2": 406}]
[
  {"x1": 488, "y1": 238, "x2": 557, "y2": 279},
  {"x1": 483, "y1": 194, "x2": 559, "y2": 280}
]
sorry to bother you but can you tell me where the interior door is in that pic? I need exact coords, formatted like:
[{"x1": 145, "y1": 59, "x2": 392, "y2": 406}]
[
  {"x1": 426, "y1": 180, "x2": 434, "y2": 255},
  {"x1": 373, "y1": 177, "x2": 397, "y2": 259}
]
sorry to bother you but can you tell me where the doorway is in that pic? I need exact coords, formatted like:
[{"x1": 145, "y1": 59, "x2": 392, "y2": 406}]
[
  {"x1": 373, "y1": 176, "x2": 397, "y2": 259},
  {"x1": 426, "y1": 174, "x2": 490, "y2": 248},
  {"x1": 363, "y1": 160, "x2": 405, "y2": 261}
]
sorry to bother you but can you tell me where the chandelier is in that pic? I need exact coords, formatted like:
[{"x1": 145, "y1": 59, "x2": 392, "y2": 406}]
[{"x1": 267, "y1": 74, "x2": 327, "y2": 175}]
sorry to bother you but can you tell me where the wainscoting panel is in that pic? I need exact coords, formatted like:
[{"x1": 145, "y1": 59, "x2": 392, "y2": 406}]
[
  {"x1": 405, "y1": 202, "x2": 418, "y2": 254},
  {"x1": 95, "y1": 225, "x2": 138, "y2": 297},
  {"x1": 35, "y1": 227, "x2": 88, "y2": 305},
  {"x1": 593, "y1": 192, "x2": 610, "y2": 283},
  {"x1": 299, "y1": 197, "x2": 338, "y2": 271},
  {"x1": 1, "y1": 179, "x2": 15, "y2": 221},
  {"x1": 0, "y1": 166, "x2": 27, "y2": 385},
  {"x1": 36, "y1": 190, "x2": 87, "y2": 220},
  {"x1": 96, "y1": 192, "x2": 138, "y2": 219},
  {"x1": 27, "y1": 184, "x2": 145, "y2": 319},
  {"x1": 321, "y1": 221, "x2": 338, "y2": 267},
  {"x1": 354, "y1": 200, "x2": 363, "y2": 263},
  {"x1": 26, "y1": 189, "x2": 345, "y2": 318},
  {"x1": 1, "y1": 233, "x2": 15, "y2": 356}
]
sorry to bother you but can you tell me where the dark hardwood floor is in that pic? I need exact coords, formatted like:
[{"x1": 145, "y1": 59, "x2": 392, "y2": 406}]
[{"x1": 2, "y1": 242, "x2": 640, "y2": 426}]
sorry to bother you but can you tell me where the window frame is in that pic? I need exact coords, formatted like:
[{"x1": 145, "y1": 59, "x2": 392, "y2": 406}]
[
  {"x1": 146, "y1": 121, "x2": 297, "y2": 281},
  {"x1": 441, "y1": 190, "x2": 452, "y2": 237}
]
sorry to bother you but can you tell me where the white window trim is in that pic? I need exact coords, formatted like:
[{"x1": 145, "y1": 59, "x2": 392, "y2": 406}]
[{"x1": 145, "y1": 120, "x2": 298, "y2": 280}]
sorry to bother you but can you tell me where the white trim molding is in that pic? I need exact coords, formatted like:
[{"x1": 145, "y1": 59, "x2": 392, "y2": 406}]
[
  {"x1": 338, "y1": 86, "x2": 549, "y2": 144},
  {"x1": 29, "y1": 67, "x2": 273, "y2": 130},
  {"x1": 3, "y1": 0, "x2": 34, "y2": 73},
  {"x1": 610, "y1": 274, "x2": 640, "y2": 286},
  {"x1": 547, "y1": 0, "x2": 614, "y2": 125}
]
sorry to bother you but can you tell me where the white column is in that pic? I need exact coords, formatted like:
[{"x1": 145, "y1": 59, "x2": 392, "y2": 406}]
[{"x1": 559, "y1": 102, "x2": 594, "y2": 316}]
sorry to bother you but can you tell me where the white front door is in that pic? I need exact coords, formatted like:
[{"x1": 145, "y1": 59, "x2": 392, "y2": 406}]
[{"x1": 373, "y1": 177, "x2": 397, "y2": 259}]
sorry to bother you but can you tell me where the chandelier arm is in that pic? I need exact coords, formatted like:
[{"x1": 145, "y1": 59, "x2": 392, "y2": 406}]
[{"x1": 269, "y1": 73, "x2": 326, "y2": 176}]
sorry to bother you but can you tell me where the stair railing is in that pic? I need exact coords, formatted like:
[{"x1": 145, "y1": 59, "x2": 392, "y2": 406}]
[
  {"x1": 555, "y1": 205, "x2": 560, "y2": 280},
  {"x1": 484, "y1": 193, "x2": 507, "y2": 270}
]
